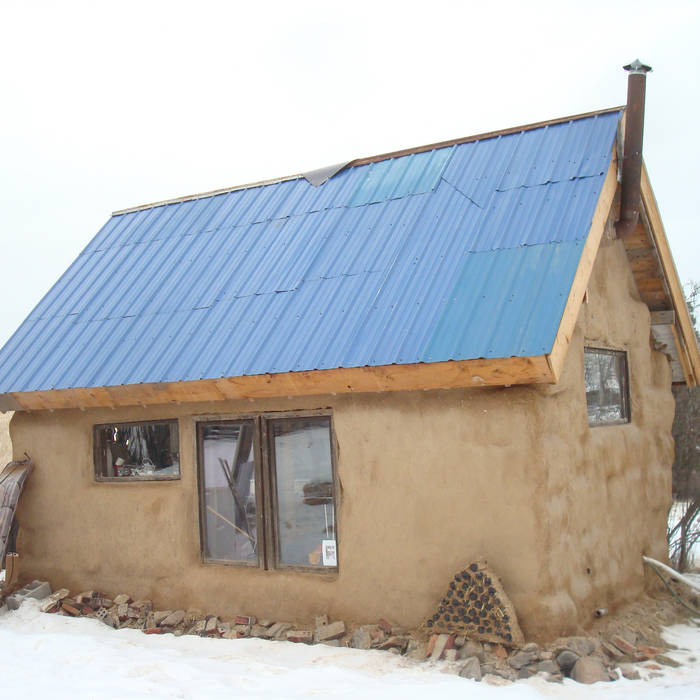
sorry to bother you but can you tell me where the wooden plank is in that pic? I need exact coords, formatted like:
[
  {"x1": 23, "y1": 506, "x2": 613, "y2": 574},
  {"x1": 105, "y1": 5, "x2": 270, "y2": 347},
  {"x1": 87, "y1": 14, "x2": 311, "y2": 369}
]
[
  {"x1": 640, "y1": 164, "x2": 700, "y2": 384},
  {"x1": 4, "y1": 354, "x2": 555, "y2": 412},
  {"x1": 670, "y1": 324, "x2": 696, "y2": 387},
  {"x1": 650, "y1": 310, "x2": 675, "y2": 326},
  {"x1": 636, "y1": 277, "x2": 665, "y2": 293},
  {"x1": 547, "y1": 152, "x2": 618, "y2": 382}
]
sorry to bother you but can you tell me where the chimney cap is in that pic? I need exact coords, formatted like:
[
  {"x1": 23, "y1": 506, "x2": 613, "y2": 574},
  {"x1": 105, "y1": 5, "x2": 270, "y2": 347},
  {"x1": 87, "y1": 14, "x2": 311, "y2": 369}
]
[{"x1": 623, "y1": 59, "x2": 652, "y2": 75}]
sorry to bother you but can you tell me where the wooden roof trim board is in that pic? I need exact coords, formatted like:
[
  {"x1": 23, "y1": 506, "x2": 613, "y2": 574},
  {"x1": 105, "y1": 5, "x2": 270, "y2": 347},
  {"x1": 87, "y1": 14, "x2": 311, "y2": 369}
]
[
  {"x1": 113, "y1": 106, "x2": 624, "y2": 217},
  {"x1": 546, "y1": 151, "x2": 618, "y2": 382},
  {"x1": 640, "y1": 164, "x2": 700, "y2": 385},
  {"x1": 0, "y1": 355, "x2": 554, "y2": 412}
]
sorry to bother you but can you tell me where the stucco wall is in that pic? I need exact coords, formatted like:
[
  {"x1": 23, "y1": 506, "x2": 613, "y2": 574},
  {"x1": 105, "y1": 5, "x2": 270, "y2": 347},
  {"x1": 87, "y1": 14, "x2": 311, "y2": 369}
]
[
  {"x1": 0, "y1": 411, "x2": 11, "y2": 467},
  {"x1": 9, "y1": 238, "x2": 673, "y2": 641}
]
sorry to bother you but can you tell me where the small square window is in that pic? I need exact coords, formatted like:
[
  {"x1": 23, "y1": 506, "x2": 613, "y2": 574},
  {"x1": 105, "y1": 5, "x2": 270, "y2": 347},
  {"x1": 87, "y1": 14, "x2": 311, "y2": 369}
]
[
  {"x1": 584, "y1": 348, "x2": 630, "y2": 426},
  {"x1": 94, "y1": 420, "x2": 180, "y2": 481}
]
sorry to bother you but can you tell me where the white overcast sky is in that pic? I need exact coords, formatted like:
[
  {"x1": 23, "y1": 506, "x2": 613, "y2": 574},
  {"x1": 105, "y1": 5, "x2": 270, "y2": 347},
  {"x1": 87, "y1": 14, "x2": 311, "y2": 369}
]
[{"x1": 1, "y1": 0, "x2": 698, "y2": 346}]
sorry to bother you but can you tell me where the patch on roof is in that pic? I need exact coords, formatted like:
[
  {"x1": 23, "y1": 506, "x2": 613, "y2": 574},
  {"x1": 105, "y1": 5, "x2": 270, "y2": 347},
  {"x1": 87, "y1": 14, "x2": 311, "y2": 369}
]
[{"x1": 302, "y1": 162, "x2": 351, "y2": 187}]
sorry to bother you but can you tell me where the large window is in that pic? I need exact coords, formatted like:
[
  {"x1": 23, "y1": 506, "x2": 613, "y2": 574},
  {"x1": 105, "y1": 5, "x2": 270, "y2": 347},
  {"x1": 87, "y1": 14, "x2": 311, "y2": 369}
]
[
  {"x1": 584, "y1": 348, "x2": 630, "y2": 426},
  {"x1": 94, "y1": 420, "x2": 180, "y2": 481},
  {"x1": 197, "y1": 413, "x2": 337, "y2": 571}
]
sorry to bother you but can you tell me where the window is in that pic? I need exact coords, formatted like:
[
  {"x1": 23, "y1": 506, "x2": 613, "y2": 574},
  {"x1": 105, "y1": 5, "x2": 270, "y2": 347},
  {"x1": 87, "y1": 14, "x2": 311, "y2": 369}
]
[
  {"x1": 584, "y1": 348, "x2": 630, "y2": 426},
  {"x1": 197, "y1": 413, "x2": 337, "y2": 571},
  {"x1": 94, "y1": 420, "x2": 180, "y2": 481}
]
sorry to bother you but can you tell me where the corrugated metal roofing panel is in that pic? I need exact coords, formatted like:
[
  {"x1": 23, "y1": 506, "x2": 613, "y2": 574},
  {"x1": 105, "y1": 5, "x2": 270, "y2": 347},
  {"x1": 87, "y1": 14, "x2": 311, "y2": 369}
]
[{"x1": 0, "y1": 110, "x2": 621, "y2": 394}]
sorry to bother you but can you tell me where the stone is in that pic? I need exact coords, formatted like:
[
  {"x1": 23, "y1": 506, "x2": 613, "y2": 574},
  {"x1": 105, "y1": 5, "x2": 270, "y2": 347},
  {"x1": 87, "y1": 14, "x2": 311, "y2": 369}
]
[
  {"x1": 508, "y1": 650, "x2": 536, "y2": 669},
  {"x1": 159, "y1": 610, "x2": 185, "y2": 627},
  {"x1": 205, "y1": 617, "x2": 219, "y2": 634},
  {"x1": 287, "y1": 630, "x2": 313, "y2": 643},
  {"x1": 536, "y1": 659, "x2": 560, "y2": 675},
  {"x1": 636, "y1": 644, "x2": 662, "y2": 660},
  {"x1": 482, "y1": 674, "x2": 511, "y2": 686},
  {"x1": 618, "y1": 663, "x2": 641, "y2": 680},
  {"x1": 377, "y1": 636, "x2": 409, "y2": 652},
  {"x1": 601, "y1": 641, "x2": 625, "y2": 660},
  {"x1": 655, "y1": 654, "x2": 681, "y2": 668},
  {"x1": 378, "y1": 618, "x2": 393, "y2": 635},
  {"x1": 458, "y1": 656, "x2": 482, "y2": 681},
  {"x1": 322, "y1": 639, "x2": 341, "y2": 647},
  {"x1": 314, "y1": 621, "x2": 346, "y2": 642},
  {"x1": 152, "y1": 610, "x2": 172, "y2": 626},
  {"x1": 406, "y1": 639, "x2": 428, "y2": 660},
  {"x1": 610, "y1": 635, "x2": 637, "y2": 657},
  {"x1": 521, "y1": 642, "x2": 540, "y2": 653},
  {"x1": 555, "y1": 636, "x2": 596, "y2": 657},
  {"x1": 454, "y1": 636, "x2": 466, "y2": 648},
  {"x1": 556, "y1": 650, "x2": 580, "y2": 675},
  {"x1": 457, "y1": 640, "x2": 484, "y2": 661},
  {"x1": 444, "y1": 649, "x2": 458, "y2": 662},
  {"x1": 351, "y1": 627, "x2": 371, "y2": 650},
  {"x1": 314, "y1": 614, "x2": 328, "y2": 628},
  {"x1": 113, "y1": 594, "x2": 131, "y2": 606},
  {"x1": 267, "y1": 622, "x2": 292, "y2": 640},
  {"x1": 492, "y1": 644, "x2": 507, "y2": 659},
  {"x1": 571, "y1": 656, "x2": 611, "y2": 684}
]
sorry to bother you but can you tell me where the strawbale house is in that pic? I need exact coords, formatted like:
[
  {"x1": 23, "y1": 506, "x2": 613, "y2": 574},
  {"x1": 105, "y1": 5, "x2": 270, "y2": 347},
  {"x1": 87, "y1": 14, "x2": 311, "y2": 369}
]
[{"x1": 1, "y1": 68, "x2": 699, "y2": 640}]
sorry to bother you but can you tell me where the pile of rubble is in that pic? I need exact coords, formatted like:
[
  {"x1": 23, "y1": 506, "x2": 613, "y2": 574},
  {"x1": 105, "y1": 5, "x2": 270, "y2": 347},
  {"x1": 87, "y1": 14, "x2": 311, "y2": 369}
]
[{"x1": 34, "y1": 587, "x2": 683, "y2": 685}]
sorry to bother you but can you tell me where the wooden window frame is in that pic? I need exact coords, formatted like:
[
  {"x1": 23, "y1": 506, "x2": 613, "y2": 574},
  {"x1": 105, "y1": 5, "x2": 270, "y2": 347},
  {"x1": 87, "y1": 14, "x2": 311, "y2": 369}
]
[
  {"x1": 584, "y1": 347, "x2": 631, "y2": 427},
  {"x1": 93, "y1": 418, "x2": 181, "y2": 482},
  {"x1": 195, "y1": 409, "x2": 339, "y2": 574}
]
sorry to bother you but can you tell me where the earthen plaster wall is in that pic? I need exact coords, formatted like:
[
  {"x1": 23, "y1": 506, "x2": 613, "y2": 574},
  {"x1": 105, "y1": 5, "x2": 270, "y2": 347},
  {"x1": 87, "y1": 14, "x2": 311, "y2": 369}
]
[{"x1": 9, "y1": 239, "x2": 673, "y2": 641}]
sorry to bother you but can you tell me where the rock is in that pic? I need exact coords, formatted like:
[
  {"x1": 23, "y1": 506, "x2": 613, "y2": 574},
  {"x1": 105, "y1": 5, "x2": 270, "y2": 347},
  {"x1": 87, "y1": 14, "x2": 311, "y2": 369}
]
[
  {"x1": 159, "y1": 610, "x2": 185, "y2": 627},
  {"x1": 508, "y1": 650, "x2": 537, "y2": 669},
  {"x1": 636, "y1": 644, "x2": 662, "y2": 660},
  {"x1": 267, "y1": 622, "x2": 292, "y2": 639},
  {"x1": 351, "y1": 627, "x2": 371, "y2": 650},
  {"x1": 655, "y1": 654, "x2": 681, "y2": 668},
  {"x1": 556, "y1": 650, "x2": 580, "y2": 675},
  {"x1": 152, "y1": 610, "x2": 172, "y2": 625},
  {"x1": 205, "y1": 617, "x2": 219, "y2": 634},
  {"x1": 571, "y1": 656, "x2": 611, "y2": 684},
  {"x1": 322, "y1": 639, "x2": 341, "y2": 647},
  {"x1": 405, "y1": 639, "x2": 427, "y2": 660},
  {"x1": 521, "y1": 642, "x2": 540, "y2": 653},
  {"x1": 454, "y1": 635, "x2": 466, "y2": 648},
  {"x1": 601, "y1": 641, "x2": 625, "y2": 660},
  {"x1": 482, "y1": 674, "x2": 511, "y2": 686},
  {"x1": 492, "y1": 644, "x2": 507, "y2": 659},
  {"x1": 536, "y1": 660, "x2": 560, "y2": 675},
  {"x1": 444, "y1": 649, "x2": 457, "y2": 662},
  {"x1": 286, "y1": 630, "x2": 313, "y2": 643},
  {"x1": 618, "y1": 663, "x2": 641, "y2": 680},
  {"x1": 610, "y1": 635, "x2": 637, "y2": 657},
  {"x1": 457, "y1": 640, "x2": 484, "y2": 661},
  {"x1": 517, "y1": 667, "x2": 535, "y2": 679},
  {"x1": 113, "y1": 594, "x2": 131, "y2": 606},
  {"x1": 555, "y1": 636, "x2": 596, "y2": 657},
  {"x1": 314, "y1": 621, "x2": 346, "y2": 642},
  {"x1": 377, "y1": 636, "x2": 409, "y2": 652},
  {"x1": 458, "y1": 656, "x2": 482, "y2": 681}
]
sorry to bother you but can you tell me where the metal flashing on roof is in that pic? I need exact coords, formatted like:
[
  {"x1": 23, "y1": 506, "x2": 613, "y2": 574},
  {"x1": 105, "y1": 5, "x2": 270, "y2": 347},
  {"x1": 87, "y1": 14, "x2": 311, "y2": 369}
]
[{"x1": 302, "y1": 161, "x2": 351, "y2": 187}]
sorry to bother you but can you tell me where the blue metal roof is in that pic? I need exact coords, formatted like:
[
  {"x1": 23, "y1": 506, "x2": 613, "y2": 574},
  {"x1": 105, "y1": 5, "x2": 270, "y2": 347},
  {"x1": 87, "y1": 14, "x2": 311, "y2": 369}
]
[{"x1": 0, "y1": 110, "x2": 621, "y2": 394}]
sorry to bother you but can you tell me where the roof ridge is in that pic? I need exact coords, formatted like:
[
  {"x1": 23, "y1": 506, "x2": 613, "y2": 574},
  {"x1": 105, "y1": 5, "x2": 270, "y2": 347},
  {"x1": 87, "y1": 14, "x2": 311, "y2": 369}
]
[{"x1": 112, "y1": 106, "x2": 623, "y2": 217}]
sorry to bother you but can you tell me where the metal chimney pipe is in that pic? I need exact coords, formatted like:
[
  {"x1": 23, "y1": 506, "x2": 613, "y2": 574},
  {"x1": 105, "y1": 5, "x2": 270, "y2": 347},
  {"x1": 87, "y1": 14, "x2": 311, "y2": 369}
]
[{"x1": 615, "y1": 59, "x2": 652, "y2": 237}]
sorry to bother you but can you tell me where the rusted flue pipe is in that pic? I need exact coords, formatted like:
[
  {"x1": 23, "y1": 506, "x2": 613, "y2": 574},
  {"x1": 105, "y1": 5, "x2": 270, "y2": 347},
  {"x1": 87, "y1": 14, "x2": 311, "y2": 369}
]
[{"x1": 615, "y1": 59, "x2": 652, "y2": 237}]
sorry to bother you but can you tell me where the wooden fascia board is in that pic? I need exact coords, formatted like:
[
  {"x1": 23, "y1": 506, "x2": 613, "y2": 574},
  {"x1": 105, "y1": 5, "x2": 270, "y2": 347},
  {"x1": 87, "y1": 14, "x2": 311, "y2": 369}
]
[
  {"x1": 2, "y1": 354, "x2": 555, "y2": 412},
  {"x1": 546, "y1": 151, "x2": 618, "y2": 382},
  {"x1": 640, "y1": 163, "x2": 700, "y2": 386}
]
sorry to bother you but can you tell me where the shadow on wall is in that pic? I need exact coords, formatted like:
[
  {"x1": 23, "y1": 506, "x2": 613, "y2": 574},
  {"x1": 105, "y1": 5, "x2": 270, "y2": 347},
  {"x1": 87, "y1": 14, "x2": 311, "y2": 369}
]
[{"x1": 0, "y1": 412, "x2": 12, "y2": 466}]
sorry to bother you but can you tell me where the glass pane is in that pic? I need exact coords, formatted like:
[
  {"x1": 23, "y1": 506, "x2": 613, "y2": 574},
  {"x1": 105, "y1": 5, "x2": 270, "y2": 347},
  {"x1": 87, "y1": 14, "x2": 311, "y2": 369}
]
[
  {"x1": 584, "y1": 349, "x2": 628, "y2": 425},
  {"x1": 95, "y1": 421, "x2": 179, "y2": 478},
  {"x1": 272, "y1": 417, "x2": 336, "y2": 568},
  {"x1": 200, "y1": 422, "x2": 258, "y2": 564}
]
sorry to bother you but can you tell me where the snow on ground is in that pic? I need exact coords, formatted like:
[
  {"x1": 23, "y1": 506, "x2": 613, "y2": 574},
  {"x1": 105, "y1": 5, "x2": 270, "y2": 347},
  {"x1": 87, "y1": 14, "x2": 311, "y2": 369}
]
[{"x1": 0, "y1": 600, "x2": 699, "y2": 699}]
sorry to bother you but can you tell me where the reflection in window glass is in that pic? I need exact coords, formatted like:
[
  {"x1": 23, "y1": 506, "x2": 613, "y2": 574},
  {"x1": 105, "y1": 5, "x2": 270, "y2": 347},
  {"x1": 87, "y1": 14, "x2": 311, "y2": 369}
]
[
  {"x1": 95, "y1": 421, "x2": 179, "y2": 479},
  {"x1": 200, "y1": 422, "x2": 258, "y2": 564},
  {"x1": 271, "y1": 417, "x2": 336, "y2": 568},
  {"x1": 584, "y1": 348, "x2": 630, "y2": 426}
]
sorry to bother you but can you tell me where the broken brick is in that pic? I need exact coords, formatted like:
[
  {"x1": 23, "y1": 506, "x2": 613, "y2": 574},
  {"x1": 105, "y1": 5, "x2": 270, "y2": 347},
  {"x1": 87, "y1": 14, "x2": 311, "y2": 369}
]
[
  {"x1": 314, "y1": 621, "x2": 346, "y2": 642},
  {"x1": 286, "y1": 630, "x2": 313, "y2": 643},
  {"x1": 234, "y1": 615, "x2": 256, "y2": 626}
]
